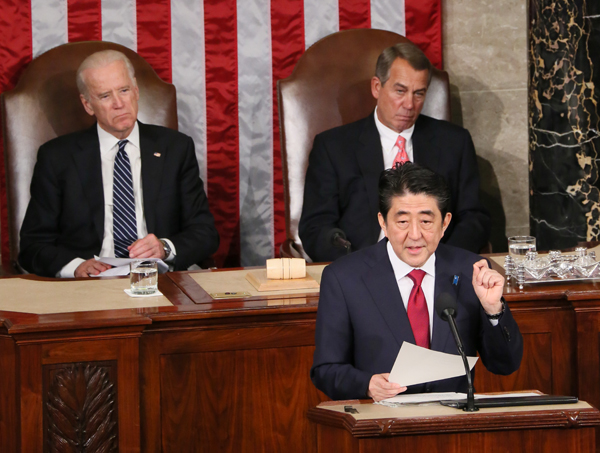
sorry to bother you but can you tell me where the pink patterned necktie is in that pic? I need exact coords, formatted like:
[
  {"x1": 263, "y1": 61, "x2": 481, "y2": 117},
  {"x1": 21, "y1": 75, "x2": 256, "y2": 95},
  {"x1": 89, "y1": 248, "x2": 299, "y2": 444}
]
[
  {"x1": 407, "y1": 269, "x2": 430, "y2": 349},
  {"x1": 392, "y1": 135, "x2": 408, "y2": 168}
]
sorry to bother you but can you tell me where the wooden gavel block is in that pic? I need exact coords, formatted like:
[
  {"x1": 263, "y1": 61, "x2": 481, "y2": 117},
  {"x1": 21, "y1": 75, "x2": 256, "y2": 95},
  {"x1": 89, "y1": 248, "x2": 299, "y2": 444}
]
[{"x1": 266, "y1": 258, "x2": 306, "y2": 279}]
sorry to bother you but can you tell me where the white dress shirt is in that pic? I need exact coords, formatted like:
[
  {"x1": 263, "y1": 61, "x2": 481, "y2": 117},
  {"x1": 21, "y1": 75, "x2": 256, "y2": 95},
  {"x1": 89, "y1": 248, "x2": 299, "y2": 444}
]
[
  {"x1": 97, "y1": 122, "x2": 147, "y2": 257},
  {"x1": 386, "y1": 241, "x2": 436, "y2": 340},
  {"x1": 58, "y1": 123, "x2": 175, "y2": 277},
  {"x1": 374, "y1": 106, "x2": 416, "y2": 169}
]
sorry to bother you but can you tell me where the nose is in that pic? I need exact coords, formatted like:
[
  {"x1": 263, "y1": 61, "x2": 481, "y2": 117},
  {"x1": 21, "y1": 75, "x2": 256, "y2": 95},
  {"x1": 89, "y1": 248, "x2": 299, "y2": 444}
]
[
  {"x1": 112, "y1": 93, "x2": 124, "y2": 109},
  {"x1": 407, "y1": 220, "x2": 421, "y2": 240},
  {"x1": 403, "y1": 93, "x2": 414, "y2": 110}
]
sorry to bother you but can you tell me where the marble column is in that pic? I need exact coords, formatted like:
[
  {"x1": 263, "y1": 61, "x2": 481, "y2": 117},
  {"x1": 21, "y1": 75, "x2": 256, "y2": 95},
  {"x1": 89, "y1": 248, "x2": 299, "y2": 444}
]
[{"x1": 529, "y1": 0, "x2": 600, "y2": 250}]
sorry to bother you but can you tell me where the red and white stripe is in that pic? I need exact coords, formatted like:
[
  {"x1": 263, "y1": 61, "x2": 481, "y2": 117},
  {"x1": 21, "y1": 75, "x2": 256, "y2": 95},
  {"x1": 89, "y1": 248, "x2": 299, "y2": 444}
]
[{"x1": 0, "y1": 0, "x2": 442, "y2": 268}]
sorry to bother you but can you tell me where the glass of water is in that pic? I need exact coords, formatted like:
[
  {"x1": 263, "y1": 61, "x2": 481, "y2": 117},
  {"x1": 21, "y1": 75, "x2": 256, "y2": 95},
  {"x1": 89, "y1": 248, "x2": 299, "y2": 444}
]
[
  {"x1": 508, "y1": 236, "x2": 536, "y2": 262},
  {"x1": 130, "y1": 260, "x2": 158, "y2": 295}
]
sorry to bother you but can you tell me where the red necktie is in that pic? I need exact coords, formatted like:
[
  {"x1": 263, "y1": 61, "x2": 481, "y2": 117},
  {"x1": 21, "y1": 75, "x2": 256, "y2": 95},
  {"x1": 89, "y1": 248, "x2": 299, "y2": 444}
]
[
  {"x1": 407, "y1": 269, "x2": 430, "y2": 348},
  {"x1": 392, "y1": 135, "x2": 408, "y2": 167}
]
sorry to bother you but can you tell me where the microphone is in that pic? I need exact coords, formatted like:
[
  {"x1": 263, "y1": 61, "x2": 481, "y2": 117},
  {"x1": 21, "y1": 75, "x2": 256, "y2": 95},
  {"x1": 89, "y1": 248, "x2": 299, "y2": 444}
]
[
  {"x1": 328, "y1": 228, "x2": 351, "y2": 255},
  {"x1": 435, "y1": 292, "x2": 478, "y2": 412}
]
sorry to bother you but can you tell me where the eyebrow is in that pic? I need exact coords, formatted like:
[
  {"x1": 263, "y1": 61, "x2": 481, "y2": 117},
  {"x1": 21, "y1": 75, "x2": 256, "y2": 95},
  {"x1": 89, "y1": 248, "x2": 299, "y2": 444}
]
[
  {"x1": 396, "y1": 210, "x2": 435, "y2": 216},
  {"x1": 392, "y1": 82, "x2": 427, "y2": 93},
  {"x1": 96, "y1": 85, "x2": 130, "y2": 95}
]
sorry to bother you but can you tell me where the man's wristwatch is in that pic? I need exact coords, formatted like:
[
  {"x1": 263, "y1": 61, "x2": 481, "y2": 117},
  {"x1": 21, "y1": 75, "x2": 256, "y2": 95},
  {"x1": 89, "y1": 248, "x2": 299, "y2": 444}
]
[
  {"x1": 485, "y1": 298, "x2": 506, "y2": 320},
  {"x1": 159, "y1": 239, "x2": 171, "y2": 259}
]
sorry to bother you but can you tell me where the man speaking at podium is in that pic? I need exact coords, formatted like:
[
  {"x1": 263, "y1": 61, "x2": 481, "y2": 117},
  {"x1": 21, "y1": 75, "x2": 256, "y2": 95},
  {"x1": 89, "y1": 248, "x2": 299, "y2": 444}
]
[
  {"x1": 19, "y1": 50, "x2": 219, "y2": 278},
  {"x1": 311, "y1": 164, "x2": 522, "y2": 401}
]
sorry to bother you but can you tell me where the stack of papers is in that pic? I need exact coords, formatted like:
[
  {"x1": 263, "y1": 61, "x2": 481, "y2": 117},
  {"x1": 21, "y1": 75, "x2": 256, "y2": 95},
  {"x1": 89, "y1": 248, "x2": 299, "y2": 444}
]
[
  {"x1": 378, "y1": 391, "x2": 542, "y2": 406},
  {"x1": 92, "y1": 256, "x2": 169, "y2": 277}
]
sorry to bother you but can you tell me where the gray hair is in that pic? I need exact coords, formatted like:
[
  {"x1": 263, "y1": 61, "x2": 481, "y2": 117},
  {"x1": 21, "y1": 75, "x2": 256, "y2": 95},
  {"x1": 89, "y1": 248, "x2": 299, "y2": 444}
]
[
  {"x1": 375, "y1": 42, "x2": 433, "y2": 86},
  {"x1": 76, "y1": 50, "x2": 136, "y2": 99}
]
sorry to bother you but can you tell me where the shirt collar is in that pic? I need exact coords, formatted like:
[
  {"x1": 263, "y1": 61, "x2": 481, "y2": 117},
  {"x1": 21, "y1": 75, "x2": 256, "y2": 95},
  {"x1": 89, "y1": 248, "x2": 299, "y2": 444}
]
[
  {"x1": 97, "y1": 121, "x2": 140, "y2": 154},
  {"x1": 374, "y1": 106, "x2": 416, "y2": 147},
  {"x1": 386, "y1": 239, "x2": 436, "y2": 281}
]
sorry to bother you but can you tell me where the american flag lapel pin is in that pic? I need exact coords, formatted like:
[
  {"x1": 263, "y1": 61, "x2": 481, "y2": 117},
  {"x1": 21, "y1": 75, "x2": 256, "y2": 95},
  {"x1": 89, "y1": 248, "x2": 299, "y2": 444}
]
[{"x1": 154, "y1": 152, "x2": 161, "y2": 157}]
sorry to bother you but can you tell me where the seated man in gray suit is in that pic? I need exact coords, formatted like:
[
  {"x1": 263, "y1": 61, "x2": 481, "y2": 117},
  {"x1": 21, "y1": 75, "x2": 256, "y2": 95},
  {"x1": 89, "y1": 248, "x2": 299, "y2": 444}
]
[
  {"x1": 20, "y1": 50, "x2": 219, "y2": 277},
  {"x1": 300, "y1": 41, "x2": 491, "y2": 262}
]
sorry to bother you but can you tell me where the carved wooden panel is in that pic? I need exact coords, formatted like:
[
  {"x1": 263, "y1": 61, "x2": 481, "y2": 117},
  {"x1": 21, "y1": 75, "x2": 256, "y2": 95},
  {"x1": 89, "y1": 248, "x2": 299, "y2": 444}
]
[
  {"x1": 158, "y1": 345, "x2": 322, "y2": 453},
  {"x1": 43, "y1": 361, "x2": 118, "y2": 453}
]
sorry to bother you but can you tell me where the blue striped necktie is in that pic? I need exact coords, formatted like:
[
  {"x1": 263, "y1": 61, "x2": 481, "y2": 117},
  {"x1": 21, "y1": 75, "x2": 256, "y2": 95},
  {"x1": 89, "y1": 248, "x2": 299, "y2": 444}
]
[{"x1": 113, "y1": 139, "x2": 138, "y2": 258}]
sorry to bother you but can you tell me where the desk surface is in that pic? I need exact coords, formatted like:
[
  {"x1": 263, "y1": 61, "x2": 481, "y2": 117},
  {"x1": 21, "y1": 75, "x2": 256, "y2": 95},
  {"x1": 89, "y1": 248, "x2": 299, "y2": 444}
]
[{"x1": 0, "y1": 276, "x2": 172, "y2": 314}]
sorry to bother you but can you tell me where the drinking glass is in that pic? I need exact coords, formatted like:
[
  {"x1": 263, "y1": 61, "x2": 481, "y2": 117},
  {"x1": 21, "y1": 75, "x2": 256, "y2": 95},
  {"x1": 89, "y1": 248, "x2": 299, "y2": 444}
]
[
  {"x1": 130, "y1": 260, "x2": 158, "y2": 295},
  {"x1": 508, "y1": 236, "x2": 536, "y2": 262}
]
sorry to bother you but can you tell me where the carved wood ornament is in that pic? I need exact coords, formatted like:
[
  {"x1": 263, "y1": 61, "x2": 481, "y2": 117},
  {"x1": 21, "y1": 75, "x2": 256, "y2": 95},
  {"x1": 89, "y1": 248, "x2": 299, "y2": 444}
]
[{"x1": 44, "y1": 362, "x2": 118, "y2": 453}]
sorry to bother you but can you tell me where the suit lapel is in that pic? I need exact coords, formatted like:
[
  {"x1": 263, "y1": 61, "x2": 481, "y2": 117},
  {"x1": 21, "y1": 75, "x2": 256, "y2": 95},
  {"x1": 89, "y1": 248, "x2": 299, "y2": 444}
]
[
  {"x1": 412, "y1": 116, "x2": 440, "y2": 171},
  {"x1": 73, "y1": 125, "x2": 104, "y2": 242},
  {"x1": 431, "y1": 246, "x2": 461, "y2": 352},
  {"x1": 355, "y1": 114, "x2": 385, "y2": 242},
  {"x1": 139, "y1": 122, "x2": 164, "y2": 233},
  {"x1": 362, "y1": 241, "x2": 415, "y2": 348}
]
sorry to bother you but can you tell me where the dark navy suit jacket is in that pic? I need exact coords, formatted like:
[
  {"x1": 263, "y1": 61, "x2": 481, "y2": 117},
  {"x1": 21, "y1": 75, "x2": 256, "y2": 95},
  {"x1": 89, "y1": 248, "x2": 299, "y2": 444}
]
[
  {"x1": 19, "y1": 122, "x2": 219, "y2": 277},
  {"x1": 299, "y1": 113, "x2": 491, "y2": 262},
  {"x1": 310, "y1": 240, "x2": 523, "y2": 400}
]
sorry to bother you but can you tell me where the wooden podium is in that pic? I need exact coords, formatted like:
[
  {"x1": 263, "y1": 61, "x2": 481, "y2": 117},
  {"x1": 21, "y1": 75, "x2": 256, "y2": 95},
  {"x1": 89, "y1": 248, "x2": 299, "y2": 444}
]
[{"x1": 308, "y1": 399, "x2": 600, "y2": 452}]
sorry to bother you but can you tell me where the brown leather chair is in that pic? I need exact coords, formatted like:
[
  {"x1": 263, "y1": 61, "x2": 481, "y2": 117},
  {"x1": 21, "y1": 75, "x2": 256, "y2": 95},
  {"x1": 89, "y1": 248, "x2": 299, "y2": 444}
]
[
  {"x1": 1, "y1": 41, "x2": 178, "y2": 273},
  {"x1": 277, "y1": 29, "x2": 451, "y2": 260}
]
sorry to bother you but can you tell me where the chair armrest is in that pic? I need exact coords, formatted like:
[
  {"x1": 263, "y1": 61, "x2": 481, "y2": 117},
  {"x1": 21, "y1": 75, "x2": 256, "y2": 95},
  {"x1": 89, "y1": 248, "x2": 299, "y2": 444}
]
[{"x1": 279, "y1": 238, "x2": 304, "y2": 259}]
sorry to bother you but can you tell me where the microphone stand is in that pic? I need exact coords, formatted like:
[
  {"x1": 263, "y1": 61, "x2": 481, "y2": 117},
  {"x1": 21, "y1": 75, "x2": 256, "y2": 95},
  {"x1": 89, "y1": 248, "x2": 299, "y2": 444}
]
[
  {"x1": 443, "y1": 308, "x2": 478, "y2": 412},
  {"x1": 330, "y1": 230, "x2": 351, "y2": 255}
]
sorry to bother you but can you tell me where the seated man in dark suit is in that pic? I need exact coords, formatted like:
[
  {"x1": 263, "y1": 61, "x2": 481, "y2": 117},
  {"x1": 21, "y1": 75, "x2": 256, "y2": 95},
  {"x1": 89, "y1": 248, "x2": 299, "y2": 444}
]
[
  {"x1": 19, "y1": 50, "x2": 219, "y2": 278},
  {"x1": 311, "y1": 164, "x2": 522, "y2": 401},
  {"x1": 299, "y1": 41, "x2": 491, "y2": 262}
]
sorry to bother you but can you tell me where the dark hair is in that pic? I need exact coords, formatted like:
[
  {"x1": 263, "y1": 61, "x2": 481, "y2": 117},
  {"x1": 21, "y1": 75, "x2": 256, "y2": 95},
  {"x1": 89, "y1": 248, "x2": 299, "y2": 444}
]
[
  {"x1": 378, "y1": 163, "x2": 451, "y2": 220},
  {"x1": 375, "y1": 42, "x2": 433, "y2": 86}
]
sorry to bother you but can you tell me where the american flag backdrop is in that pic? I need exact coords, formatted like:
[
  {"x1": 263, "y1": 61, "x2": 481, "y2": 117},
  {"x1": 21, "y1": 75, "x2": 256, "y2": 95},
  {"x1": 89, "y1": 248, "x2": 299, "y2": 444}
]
[{"x1": 0, "y1": 0, "x2": 442, "y2": 268}]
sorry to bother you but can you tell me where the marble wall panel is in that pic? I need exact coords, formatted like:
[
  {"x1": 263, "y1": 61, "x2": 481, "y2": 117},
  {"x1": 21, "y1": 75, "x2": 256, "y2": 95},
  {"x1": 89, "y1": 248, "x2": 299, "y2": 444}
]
[
  {"x1": 529, "y1": 0, "x2": 600, "y2": 250},
  {"x1": 444, "y1": 0, "x2": 529, "y2": 252}
]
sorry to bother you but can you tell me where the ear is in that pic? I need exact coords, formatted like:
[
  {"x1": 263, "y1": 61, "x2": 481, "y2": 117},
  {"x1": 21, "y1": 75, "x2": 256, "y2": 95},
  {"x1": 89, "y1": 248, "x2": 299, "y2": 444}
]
[
  {"x1": 371, "y1": 76, "x2": 382, "y2": 100},
  {"x1": 80, "y1": 94, "x2": 95, "y2": 117},
  {"x1": 378, "y1": 212, "x2": 387, "y2": 237},
  {"x1": 441, "y1": 212, "x2": 452, "y2": 236}
]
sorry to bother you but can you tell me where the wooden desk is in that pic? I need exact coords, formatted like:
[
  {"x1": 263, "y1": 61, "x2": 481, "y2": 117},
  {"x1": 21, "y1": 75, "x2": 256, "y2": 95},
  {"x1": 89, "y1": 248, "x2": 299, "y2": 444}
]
[
  {"x1": 0, "y1": 270, "x2": 323, "y2": 453},
  {"x1": 0, "y1": 262, "x2": 600, "y2": 452},
  {"x1": 308, "y1": 400, "x2": 600, "y2": 452}
]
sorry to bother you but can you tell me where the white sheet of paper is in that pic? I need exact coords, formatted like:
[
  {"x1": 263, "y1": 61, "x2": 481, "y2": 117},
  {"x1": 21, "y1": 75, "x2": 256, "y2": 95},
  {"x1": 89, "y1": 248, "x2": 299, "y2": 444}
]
[
  {"x1": 388, "y1": 342, "x2": 478, "y2": 387},
  {"x1": 93, "y1": 256, "x2": 168, "y2": 276},
  {"x1": 475, "y1": 392, "x2": 541, "y2": 399},
  {"x1": 91, "y1": 264, "x2": 131, "y2": 277},
  {"x1": 380, "y1": 392, "x2": 467, "y2": 405},
  {"x1": 380, "y1": 391, "x2": 543, "y2": 406}
]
